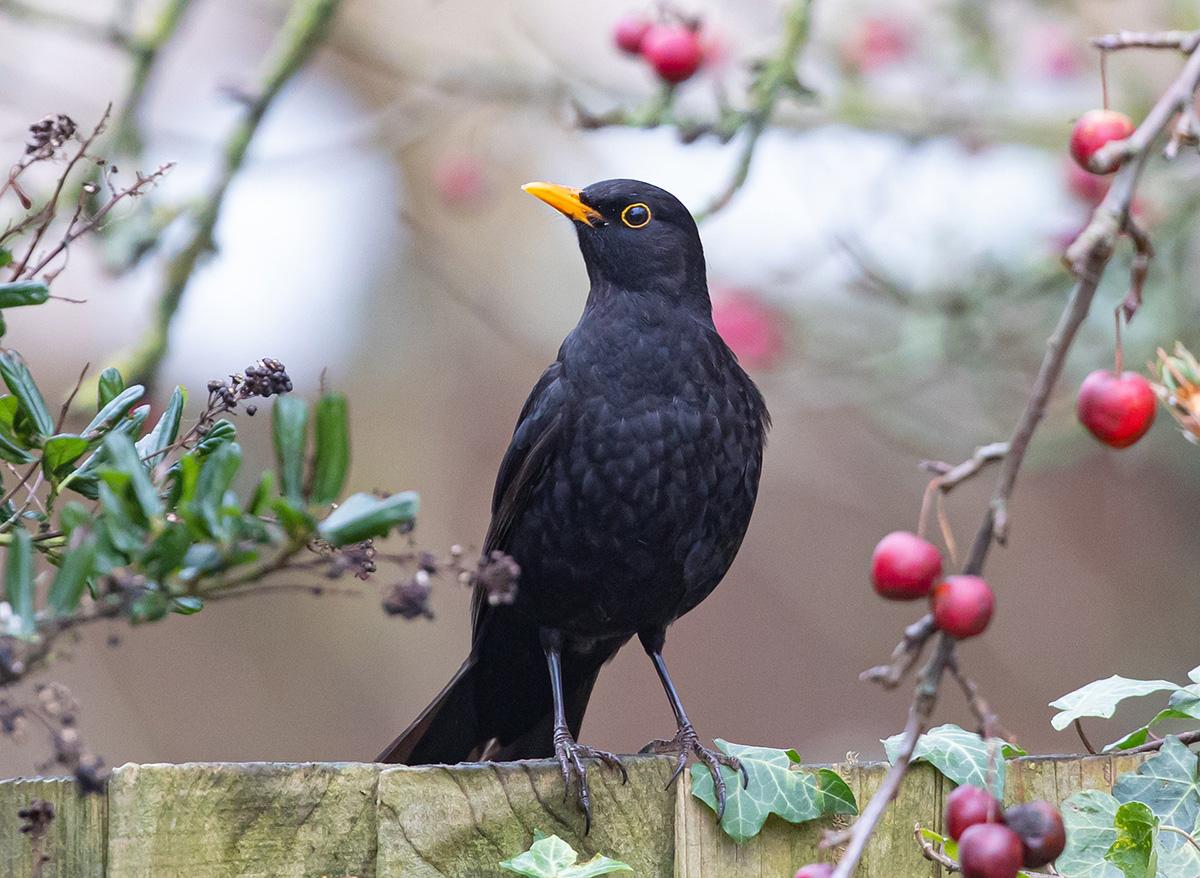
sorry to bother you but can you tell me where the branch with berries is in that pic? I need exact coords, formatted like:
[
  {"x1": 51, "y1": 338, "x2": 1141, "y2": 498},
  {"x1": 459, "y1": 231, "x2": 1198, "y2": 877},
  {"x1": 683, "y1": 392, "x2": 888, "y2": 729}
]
[{"x1": 786, "y1": 26, "x2": 1200, "y2": 878}]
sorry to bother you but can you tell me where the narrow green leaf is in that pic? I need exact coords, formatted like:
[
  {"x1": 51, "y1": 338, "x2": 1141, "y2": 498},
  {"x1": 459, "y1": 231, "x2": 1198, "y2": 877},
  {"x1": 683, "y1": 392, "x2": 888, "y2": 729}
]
[
  {"x1": 4, "y1": 528, "x2": 34, "y2": 635},
  {"x1": 192, "y1": 442, "x2": 242, "y2": 537},
  {"x1": 41, "y1": 434, "x2": 90, "y2": 483},
  {"x1": 100, "y1": 432, "x2": 162, "y2": 522},
  {"x1": 317, "y1": 491, "x2": 418, "y2": 546},
  {"x1": 195, "y1": 419, "x2": 236, "y2": 457},
  {"x1": 170, "y1": 596, "x2": 203, "y2": 615},
  {"x1": 0, "y1": 281, "x2": 49, "y2": 309},
  {"x1": 246, "y1": 471, "x2": 274, "y2": 515},
  {"x1": 0, "y1": 350, "x2": 53, "y2": 440},
  {"x1": 97, "y1": 368, "x2": 125, "y2": 409},
  {"x1": 82, "y1": 384, "x2": 145, "y2": 438},
  {"x1": 128, "y1": 587, "x2": 169, "y2": 623},
  {"x1": 272, "y1": 395, "x2": 308, "y2": 502},
  {"x1": 0, "y1": 428, "x2": 32, "y2": 464},
  {"x1": 135, "y1": 385, "x2": 186, "y2": 462},
  {"x1": 309, "y1": 392, "x2": 349, "y2": 506},
  {"x1": 47, "y1": 532, "x2": 96, "y2": 616},
  {"x1": 0, "y1": 249, "x2": 11, "y2": 268}
]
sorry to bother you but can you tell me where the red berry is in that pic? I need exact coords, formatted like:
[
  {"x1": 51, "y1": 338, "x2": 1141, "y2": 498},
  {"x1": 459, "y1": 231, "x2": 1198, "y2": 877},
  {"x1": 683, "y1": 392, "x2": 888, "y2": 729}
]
[
  {"x1": 945, "y1": 784, "x2": 1002, "y2": 841},
  {"x1": 1069, "y1": 109, "x2": 1134, "y2": 172},
  {"x1": 641, "y1": 25, "x2": 704, "y2": 83},
  {"x1": 613, "y1": 15, "x2": 652, "y2": 55},
  {"x1": 1004, "y1": 801, "x2": 1066, "y2": 868},
  {"x1": 1065, "y1": 162, "x2": 1110, "y2": 204},
  {"x1": 1077, "y1": 370, "x2": 1157, "y2": 448},
  {"x1": 843, "y1": 17, "x2": 909, "y2": 72},
  {"x1": 930, "y1": 575, "x2": 994, "y2": 639},
  {"x1": 959, "y1": 823, "x2": 1025, "y2": 878},
  {"x1": 793, "y1": 865, "x2": 834, "y2": 878},
  {"x1": 711, "y1": 288, "x2": 785, "y2": 371},
  {"x1": 870, "y1": 531, "x2": 942, "y2": 600}
]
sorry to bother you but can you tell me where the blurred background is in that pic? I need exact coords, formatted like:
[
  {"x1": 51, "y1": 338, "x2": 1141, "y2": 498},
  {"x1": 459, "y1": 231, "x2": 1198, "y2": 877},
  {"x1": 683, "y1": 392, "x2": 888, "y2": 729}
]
[{"x1": 1, "y1": 0, "x2": 1199, "y2": 776}]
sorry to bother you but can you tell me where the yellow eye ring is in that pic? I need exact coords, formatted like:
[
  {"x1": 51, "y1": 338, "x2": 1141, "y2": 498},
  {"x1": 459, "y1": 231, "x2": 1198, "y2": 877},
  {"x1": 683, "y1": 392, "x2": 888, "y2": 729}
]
[{"x1": 620, "y1": 202, "x2": 652, "y2": 229}]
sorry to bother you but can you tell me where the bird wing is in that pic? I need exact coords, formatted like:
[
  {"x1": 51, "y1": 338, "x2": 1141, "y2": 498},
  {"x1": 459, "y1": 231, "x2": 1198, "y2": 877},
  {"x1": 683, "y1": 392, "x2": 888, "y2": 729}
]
[{"x1": 471, "y1": 361, "x2": 566, "y2": 641}]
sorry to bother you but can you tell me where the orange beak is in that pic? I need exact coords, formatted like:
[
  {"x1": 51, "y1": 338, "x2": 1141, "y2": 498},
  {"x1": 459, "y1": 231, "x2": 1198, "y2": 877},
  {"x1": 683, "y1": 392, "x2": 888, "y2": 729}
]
[{"x1": 522, "y1": 182, "x2": 603, "y2": 226}]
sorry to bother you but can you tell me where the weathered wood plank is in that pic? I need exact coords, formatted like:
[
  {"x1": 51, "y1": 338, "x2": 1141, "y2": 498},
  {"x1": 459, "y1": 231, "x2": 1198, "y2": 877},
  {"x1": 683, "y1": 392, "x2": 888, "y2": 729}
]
[
  {"x1": 0, "y1": 775, "x2": 105, "y2": 878},
  {"x1": 674, "y1": 761, "x2": 938, "y2": 878},
  {"x1": 376, "y1": 756, "x2": 676, "y2": 878},
  {"x1": 106, "y1": 762, "x2": 379, "y2": 878}
]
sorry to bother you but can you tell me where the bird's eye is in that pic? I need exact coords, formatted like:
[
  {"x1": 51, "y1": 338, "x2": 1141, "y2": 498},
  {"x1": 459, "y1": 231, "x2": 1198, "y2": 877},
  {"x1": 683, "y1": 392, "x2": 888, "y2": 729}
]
[{"x1": 620, "y1": 203, "x2": 651, "y2": 229}]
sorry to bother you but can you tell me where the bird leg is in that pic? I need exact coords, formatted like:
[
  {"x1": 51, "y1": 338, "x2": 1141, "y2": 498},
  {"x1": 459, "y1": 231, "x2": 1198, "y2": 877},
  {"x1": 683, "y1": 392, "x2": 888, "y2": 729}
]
[
  {"x1": 542, "y1": 629, "x2": 626, "y2": 833},
  {"x1": 638, "y1": 629, "x2": 749, "y2": 821}
]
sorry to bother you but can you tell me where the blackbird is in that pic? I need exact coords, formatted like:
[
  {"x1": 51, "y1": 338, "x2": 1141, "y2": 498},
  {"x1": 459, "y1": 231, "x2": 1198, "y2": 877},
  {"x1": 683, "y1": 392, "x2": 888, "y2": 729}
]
[{"x1": 378, "y1": 179, "x2": 769, "y2": 827}]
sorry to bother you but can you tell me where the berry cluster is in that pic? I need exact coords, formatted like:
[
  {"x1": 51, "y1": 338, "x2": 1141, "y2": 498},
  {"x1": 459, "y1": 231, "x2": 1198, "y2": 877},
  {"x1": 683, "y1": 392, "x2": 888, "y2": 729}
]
[
  {"x1": 946, "y1": 785, "x2": 1066, "y2": 878},
  {"x1": 870, "y1": 531, "x2": 994, "y2": 639},
  {"x1": 612, "y1": 11, "x2": 705, "y2": 84}
]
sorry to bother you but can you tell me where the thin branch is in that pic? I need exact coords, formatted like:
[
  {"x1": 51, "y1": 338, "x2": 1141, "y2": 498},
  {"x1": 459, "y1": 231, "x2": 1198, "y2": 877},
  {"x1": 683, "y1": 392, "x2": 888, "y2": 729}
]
[
  {"x1": 1090, "y1": 30, "x2": 1200, "y2": 53},
  {"x1": 1073, "y1": 719, "x2": 1097, "y2": 756},
  {"x1": 1118, "y1": 728, "x2": 1200, "y2": 755},
  {"x1": 859, "y1": 614, "x2": 936, "y2": 689}
]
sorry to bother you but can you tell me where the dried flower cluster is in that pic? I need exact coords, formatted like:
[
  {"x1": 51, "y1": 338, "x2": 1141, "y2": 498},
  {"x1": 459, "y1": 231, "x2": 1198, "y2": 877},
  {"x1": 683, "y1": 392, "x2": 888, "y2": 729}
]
[
  {"x1": 205, "y1": 358, "x2": 293, "y2": 417},
  {"x1": 1, "y1": 684, "x2": 107, "y2": 794},
  {"x1": 1152, "y1": 343, "x2": 1200, "y2": 444},
  {"x1": 25, "y1": 114, "x2": 77, "y2": 157}
]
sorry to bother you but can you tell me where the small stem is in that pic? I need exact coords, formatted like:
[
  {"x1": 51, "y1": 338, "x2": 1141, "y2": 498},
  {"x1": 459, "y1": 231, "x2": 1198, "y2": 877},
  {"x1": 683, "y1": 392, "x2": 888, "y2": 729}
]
[{"x1": 1073, "y1": 719, "x2": 1097, "y2": 755}]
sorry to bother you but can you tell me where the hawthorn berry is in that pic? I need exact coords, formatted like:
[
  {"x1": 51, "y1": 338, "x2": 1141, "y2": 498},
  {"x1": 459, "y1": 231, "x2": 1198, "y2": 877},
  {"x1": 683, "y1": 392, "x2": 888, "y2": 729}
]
[
  {"x1": 1077, "y1": 370, "x2": 1156, "y2": 449},
  {"x1": 945, "y1": 784, "x2": 1002, "y2": 841},
  {"x1": 613, "y1": 15, "x2": 652, "y2": 55},
  {"x1": 641, "y1": 25, "x2": 704, "y2": 83},
  {"x1": 930, "y1": 575, "x2": 994, "y2": 639},
  {"x1": 958, "y1": 823, "x2": 1025, "y2": 878},
  {"x1": 1004, "y1": 800, "x2": 1066, "y2": 868},
  {"x1": 870, "y1": 531, "x2": 942, "y2": 600},
  {"x1": 1069, "y1": 109, "x2": 1134, "y2": 172},
  {"x1": 792, "y1": 865, "x2": 834, "y2": 878}
]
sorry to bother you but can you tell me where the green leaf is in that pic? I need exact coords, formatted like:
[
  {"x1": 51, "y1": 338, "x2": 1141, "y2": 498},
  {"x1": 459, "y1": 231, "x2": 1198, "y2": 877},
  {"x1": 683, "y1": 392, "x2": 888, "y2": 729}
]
[
  {"x1": 143, "y1": 523, "x2": 192, "y2": 580},
  {"x1": 191, "y1": 442, "x2": 242, "y2": 537},
  {"x1": 0, "y1": 281, "x2": 48, "y2": 309},
  {"x1": 82, "y1": 384, "x2": 145, "y2": 439},
  {"x1": 170, "y1": 596, "x2": 203, "y2": 615},
  {"x1": 0, "y1": 350, "x2": 53, "y2": 440},
  {"x1": 1104, "y1": 691, "x2": 1200, "y2": 751},
  {"x1": 272, "y1": 395, "x2": 308, "y2": 502},
  {"x1": 883, "y1": 723, "x2": 1010, "y2": 797},
  {"x1": 128, "y1": 587, "x2": 169, "y2": 623},
  {"x1": 1058, "y1": 790, "x2": 1123, "y2": 878},
  {"x1": 99, "y1": 432, "x2": 161, "y2": 522},
  {"x1": 690, "y1": 740, "x2": 857, "y2": 843},
  {"x1": 195, "y1": 418, "x2": 236, "y2": 457},
  {"x1": 317, "y1": 491, "x2": 418, "y2": 546},
  {"x1": 1113, "y1": 737, "x2": 1200, "y2": 847},
  {"x1": 246, "y1": 471, "x2": 274, "y2": 516},
  {"x1": 309, "y1": 392, "x2": 349, "y2": 506},
  {"x1": 1050, "y1": 677, "x2": 1181, "y2": 731},
  {"x1": 47, "y1": 531, "x2": 96, "y2": 616},
  {"x1": 499, "y1": 834, "x2": 631, "y2": 877},
  {"x1": 0, "y1": 248, "x2": 11, "y2": 268},
  {"x1": 97, "y1": 368, "x2": 125, "y2": 409},
  {"x1": 41, "y1": 433, "x2": 89, "y2": 483},
  {"x1": 1105, "y1": 801, "x2": 1158, "y2": 878},
  {"x1": 136, "y1": 386, "x2": 186, "y2": 463},
  {"x1": 4, "y1": 528, "x2": 34, "y2": 636},
  {"x1": 0, "y1": 426, "x2": 32, "y2": 464}
]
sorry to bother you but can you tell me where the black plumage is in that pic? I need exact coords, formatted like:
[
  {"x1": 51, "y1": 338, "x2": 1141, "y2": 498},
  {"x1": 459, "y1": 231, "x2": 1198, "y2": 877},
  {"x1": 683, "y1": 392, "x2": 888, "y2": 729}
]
[{"x1": 378, "y1": 179, "x2": 769, "y2": 826}]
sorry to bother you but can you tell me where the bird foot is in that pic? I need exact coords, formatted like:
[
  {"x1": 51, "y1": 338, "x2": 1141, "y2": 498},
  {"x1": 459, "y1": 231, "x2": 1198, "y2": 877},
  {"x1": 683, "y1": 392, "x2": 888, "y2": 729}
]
[
  {"x1": 639, "y1": 721, "x2": 749, "y2": 820},
  {"x1": 553, "y1": 725, "x2": 628, "y2": 833}
]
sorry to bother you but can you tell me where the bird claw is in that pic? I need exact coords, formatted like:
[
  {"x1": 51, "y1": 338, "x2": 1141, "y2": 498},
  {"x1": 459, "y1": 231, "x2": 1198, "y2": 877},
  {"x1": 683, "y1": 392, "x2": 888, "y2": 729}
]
[
  {"x1": 553, "y1": 726, "x2": 626, "y2": 833},
  {"x1": 640, "y1": 722, "x2": 748, "y2": 820}
]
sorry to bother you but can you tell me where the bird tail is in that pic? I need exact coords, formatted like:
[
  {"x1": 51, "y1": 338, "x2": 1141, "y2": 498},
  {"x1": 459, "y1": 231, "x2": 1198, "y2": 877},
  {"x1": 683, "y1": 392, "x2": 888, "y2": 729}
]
[{"x1": 377, "y1": 614, "x2": 614, "y2": 765}]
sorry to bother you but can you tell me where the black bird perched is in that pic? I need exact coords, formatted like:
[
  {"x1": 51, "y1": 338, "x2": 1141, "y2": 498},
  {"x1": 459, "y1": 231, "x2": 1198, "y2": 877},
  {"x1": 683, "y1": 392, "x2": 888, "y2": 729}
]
[{"x1": 378, "y1": 179, "x2": 769, "y2": 826}]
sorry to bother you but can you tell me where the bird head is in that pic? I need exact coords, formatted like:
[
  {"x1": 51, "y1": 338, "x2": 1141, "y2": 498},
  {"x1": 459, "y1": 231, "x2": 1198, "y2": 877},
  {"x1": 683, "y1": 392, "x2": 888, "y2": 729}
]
[{"x1": 522, "y1": 179, "x2": 707, "y2": 304}]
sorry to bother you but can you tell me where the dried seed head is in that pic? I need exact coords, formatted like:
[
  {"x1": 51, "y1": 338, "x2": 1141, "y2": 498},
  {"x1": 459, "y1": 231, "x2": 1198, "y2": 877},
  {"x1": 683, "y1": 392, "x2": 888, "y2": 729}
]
[{"x1": 25, "y1": 114, "x2": 77, "y2": 156}]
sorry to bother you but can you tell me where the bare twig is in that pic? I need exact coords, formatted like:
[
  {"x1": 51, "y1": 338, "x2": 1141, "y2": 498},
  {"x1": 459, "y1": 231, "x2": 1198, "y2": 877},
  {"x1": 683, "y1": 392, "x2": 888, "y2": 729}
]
[
  {"x1": 1090, "y1": 30, "x2": 1200, "y2": 53},
  {"x1": 859, "y1": 614, "x2": 936, "y2": 689},
  {"x1": 1118, "y1": 728, "x2": 1200, "y2": 755}
]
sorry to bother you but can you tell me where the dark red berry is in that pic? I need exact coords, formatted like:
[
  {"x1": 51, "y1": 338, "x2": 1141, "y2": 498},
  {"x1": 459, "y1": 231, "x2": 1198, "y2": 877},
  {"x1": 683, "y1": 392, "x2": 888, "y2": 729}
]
[
  {"x1": 613, "y1": 15, "x2": 652, "y2": 55},
  {"x1": 793, "y1": 865, "x2": 834, "y2": 878},
  {"x1": 870, "y1": 531, "x2": 942, "y2": 600},
  {"x1": 1003, "y1": 801, "x2": 1066, "y2": 868},
  {"x1": 958, "y1": 823, "x2": 1024, "y2": 878},
  {"x1": 945, "y1": 784, "x2": 1002, "y2": 841},
  {"x1": 1069, "y1": 109, "x2": 1134, "y2": 172},
  {"x1": 1077, "y1": 370, "x2": 1156, "y2": 448},
  {"x1": 641, "y1": 25, "x2": 704, "y2": 83},
  {"x1": 930, "y1": 575, "x2": 994, "y2": 639}
]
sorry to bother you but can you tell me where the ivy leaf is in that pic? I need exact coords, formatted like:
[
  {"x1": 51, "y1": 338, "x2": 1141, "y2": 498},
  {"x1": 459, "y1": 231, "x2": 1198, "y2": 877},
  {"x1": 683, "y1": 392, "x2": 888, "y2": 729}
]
[
  {"x1": 1050, "y1": 677, "x2": 1181, "y2": 731},
  {"x1": 1104, "y1": 688, "x2": 1200, "y2": 751},
  {"x1": 0, "y1": 281, "x2": 48, "y2": 309},
  {"x1": 883, "y1": 723, "x2": 1014, "y2": 797},
  {"x1": 1112, "y1": 737, "x2": 1200, "y2": 849},
  {"x1": 1057, "y1": 789, "x2": 1122, "y2": 878},
  {"x1": 499, "y1": 833, "x2": 631, "y2": 877},
  {"x1": 690, "y1": 740, "x2": 857, "y2": 843},
  {"x1": 318, "y1": 491, "x2": 418, "y2": 546},
  {"x1": 1105, "y1": 802, "x2": 1158, "y2": 878}
]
